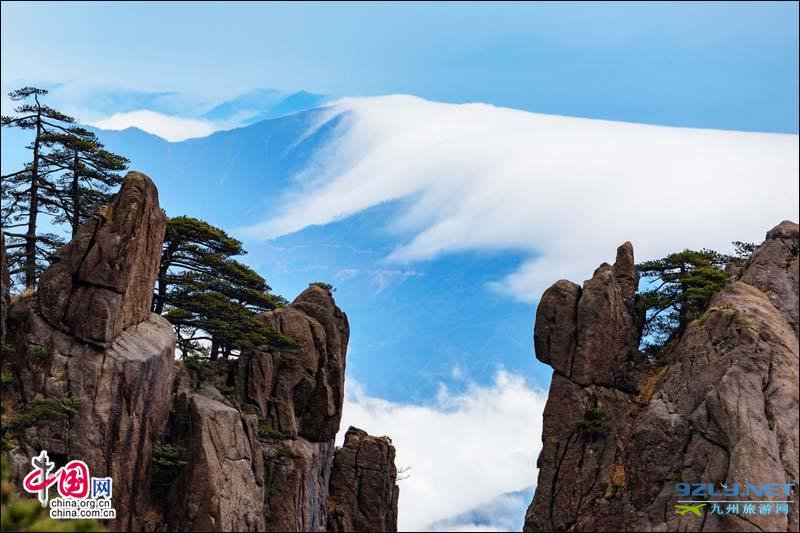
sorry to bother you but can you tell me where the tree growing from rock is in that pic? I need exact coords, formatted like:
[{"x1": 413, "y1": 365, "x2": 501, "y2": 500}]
[
  {"x1": 153, "y1": 216, "x2": 289, "y2": 358},
  {"x1": 636, "y1": 248, "x2": 733, "y2": 354},
  {"x1": 1, "y1": 88, "x2": 75, "y2": 288},
  {"x1": 0, "y1": 87, "x2": 128, "y2": 288},
  {"x1": 41, "y1": 126, "x2": 129, "y2": 236}
]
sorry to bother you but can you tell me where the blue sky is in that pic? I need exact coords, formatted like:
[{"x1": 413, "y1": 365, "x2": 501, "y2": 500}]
[
  {"x1": 2, "y1": 2, "x2": 798, "y2": 132},
  {"x1": 2, "y1": 3, "x2": 798, "y2": 531}
]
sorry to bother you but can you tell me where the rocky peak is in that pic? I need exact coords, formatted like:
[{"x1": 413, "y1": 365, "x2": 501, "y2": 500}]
[
  {"x1": 2, "y1": 173, "x2": 398, "y2": 532},
  {"x1": 4, "y1": 171, "x2": 175, "y2": 531},
  {"x1": 37, "y1": 171, "x2": 167, "y2": 347},
  {"x1": 163, "y1": 283, "x2": 354, "y2": 532},
  {"x1": 533, "y1": 241, "x2": 640, "y2": 389},
  {"x1": 739, "y1": 220, "x2": 799, "y2": 336},
  {"x1": 524, "y1": 222, "x2": 799, "y2": 532},
  {"x1": 327, "y1": 426, "x2": 399, "y2": 532},
  {"x1": 158, "y1": 285, "x2": 401, "y2": 532}
]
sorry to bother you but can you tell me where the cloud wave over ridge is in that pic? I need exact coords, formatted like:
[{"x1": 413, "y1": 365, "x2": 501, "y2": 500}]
[{"x1": 244, "y1": 95, "x2": 799, "y2": 301}]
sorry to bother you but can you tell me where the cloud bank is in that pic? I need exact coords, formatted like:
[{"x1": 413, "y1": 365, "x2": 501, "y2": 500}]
[
  {"x1": 244, "y1": 95, "x2": 799, "y2": 301},
  {"x1": 91, "y1": 109, "x2": 217, "y2": 141},
  {"x1": 340, "y1": 370, "x2": 546, "y2": 531}
]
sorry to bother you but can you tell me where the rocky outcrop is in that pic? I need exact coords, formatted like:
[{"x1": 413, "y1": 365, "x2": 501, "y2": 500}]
[
  {"x1": 166, "y1": 390, "x2": 265, "y2": 532},
  {"x1": 524, "y1": 222, "x2": 799, "y2": 532},
  {"x1": 160, "y1": 284, "x2": 383, "y2": 532},
  {"x1": 533, "y1": 242, "x2": 641, "y2": 389},
  {"x1": 739, "y1": 220, "x2": 799, "y2": 336},
  {"x1": 240, "y1": 284, "x2": 349, "y2": 442},
  {"x1": 327, "y1": 427, "x2": 399, "y2": 533},
  {"x1": 3, "y1": 172, "x2": 176, "y2": 531},
  {"x1": 2, "y1": 173, "x2": 398, "y2": 532},
  {"x1": 251, "y1": 286, "x2": 350, "y2": 532},
  {"x1": 38, "y1": 172, "x2": 166, "y2": 347}
]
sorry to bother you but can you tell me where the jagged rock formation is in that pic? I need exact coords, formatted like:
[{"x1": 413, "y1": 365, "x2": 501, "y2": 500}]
[
  {"x1": 327, "y1": 426, "x2": 399, "y2": 533},
  {"x1": 165, "y1": 388, "x2": 265, "y2": 531},
  {"x1": 37, "y1": 172, "x2": 166, "y2": 347},
  {"x1": 163, "y1": 284, "x2": 351, "y2": 532},
  {"x1": 1, "y1": 172, "x2": 398, "y2": 532},
  {"x1": 525, "y1": 221, "x2": 799, "y2": 532},
  {"x1": 159, "y1": 284, "x2": 398, "y2": 532},
  {"x1": 3, "y1": 173, "x2": 176, "y2": 531}
]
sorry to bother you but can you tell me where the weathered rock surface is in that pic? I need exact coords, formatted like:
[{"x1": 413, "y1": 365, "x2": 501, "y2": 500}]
[
  {"x1": 166, "y1": 390, "x2": 265, "y2": 532},
  {"x1": 4, "y1": 172, "x2": 175, "y2": 531},
  {"x1": 162, "y1": 284, "x2": 384, "y2": 533},
  {"x1": 2, "y1": 173, "x2": 398, "y2": 532},
  {"x1": 239, "y1": 285, "x2": 349, "y2": 443},
  {"x1": 533, "y1": 242, "x2": 641, "y2": 389},
  {"x1": 327, "y1": 427, "x2": 399, "y2": 533},
  {"x1": 8, "y1": 309, "x2": 176, "y2": 531},
  {"x1": 525, "y1": 222, "x2": 799, "y2": 532},
  {"x1": 247, "y1": 284, "x2": 349, "y2": 532},
  {"x1": 739, "y1": 220, "x2": 799, "y2": 336},
  {"x1": 38, "y1": 172, "x2": 166, "y2": 347}
]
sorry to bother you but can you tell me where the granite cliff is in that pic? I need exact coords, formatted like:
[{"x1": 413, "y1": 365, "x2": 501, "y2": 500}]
[
  {"x1": 0, "y1": 172, "x2": 399, "y2": 532},
  {"x1": 525, "y1": 221, "x2": 799, "y2": 532}
]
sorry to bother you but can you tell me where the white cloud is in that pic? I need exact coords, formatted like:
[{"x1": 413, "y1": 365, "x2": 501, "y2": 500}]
[
  {"x1": 333, "y1": 267, "x2": 422, "y2": 293},
  {"x1": 91, "y1": 109, "x2": 217, "y2": 141},
  {"x1": 334, "y1": 268, "x2": 361, "y2": 281},
  {"x1": 369, "y1": 269, "x2": 422, "y2": 294},
  {"x1": 339, "y1": 369, "x2": 546, "y2": 532},
  {"x1": 243, "y1": 95, "x2": 799, "y2": 301},
  {"x1": 429, "y1": 490, "x2": 533, "y2": 532}
]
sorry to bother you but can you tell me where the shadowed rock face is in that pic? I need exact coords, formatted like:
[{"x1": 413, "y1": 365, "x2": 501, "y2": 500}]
[
  {"x1": 524, "y1": 222, "x2": 799, "y2": 532},
  {"x1": 38, "y1": 172, "x2": 166, "y2": 347},
  {"x1": 327, "y1": 427, "x2": 399, "y2": 533},
  {"x1": 249, "y1": 285, "x2": 350, "y2": 532},
  {"x1": 5, "y1": 172, "x2": 175, "y2": 531}
]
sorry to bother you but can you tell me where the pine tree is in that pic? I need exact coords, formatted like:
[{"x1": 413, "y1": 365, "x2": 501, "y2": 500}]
[
  {"x1": 41, "y1": 126, "x2": 129, "y2": 236},
  {"x1": 636, "y1": 248, "x2": 734, "y2": 355},
  {"x1": 153, "y1": 216, "x2": 289, "y2": 359},
  {"x1": 1, "y1": 88, "x2": 75, "y2": 288}
]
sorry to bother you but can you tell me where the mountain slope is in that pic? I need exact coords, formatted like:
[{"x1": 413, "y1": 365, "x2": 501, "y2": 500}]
[{"x1": 86, "y1": 108, "x2": 344, "y2": 226}]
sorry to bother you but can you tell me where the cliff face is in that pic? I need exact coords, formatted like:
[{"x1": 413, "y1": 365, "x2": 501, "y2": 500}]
[
  {"x1": 1, "y1": 171, "x2": 399, "y2": 532},
  {"x1": 328, "y1": 427, "x2": 400, "y2": 533},
  {"x1": 525, "y1": 221, "x2": 799, "y2": 532},
  {"x1": 3, "y1": 173, "x2": 175, "y2": 531},
  {"x1": 163, "y1": 284, "x2": 352, "y2": 532}
]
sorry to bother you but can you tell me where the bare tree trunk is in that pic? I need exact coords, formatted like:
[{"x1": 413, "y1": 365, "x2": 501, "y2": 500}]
[
  {"x1": 71, "y1": 149, "x2": 80, "y2": 236},
  {"x1": 24, "y1": 99, "x2": 42, "y2": 289},
  {"x1": 210, "y1": 338, "x2": 219, "y2": 361}
]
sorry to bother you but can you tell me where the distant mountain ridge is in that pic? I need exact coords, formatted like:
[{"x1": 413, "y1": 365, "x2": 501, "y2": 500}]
[
  {"x1": 1, "y1": 103, "x2": 343, "y2": 231},
  {"x1": 202, "y1": 88, "x2": 331, "y2": 125}
]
